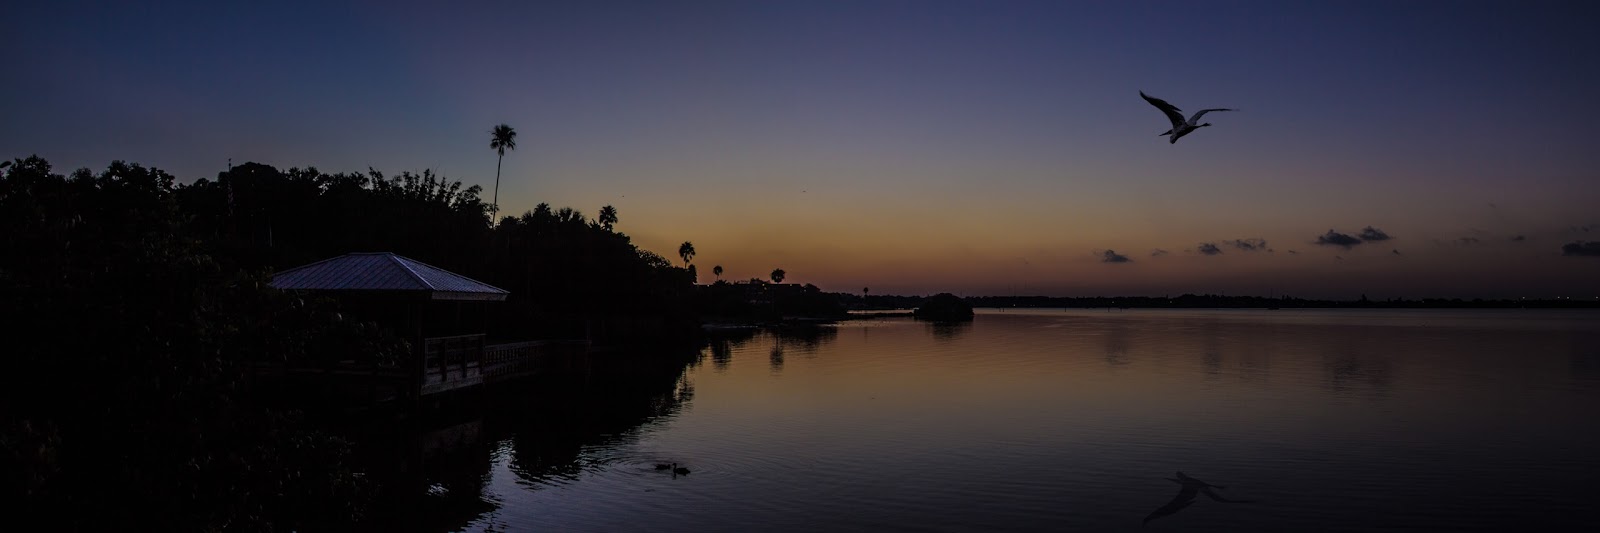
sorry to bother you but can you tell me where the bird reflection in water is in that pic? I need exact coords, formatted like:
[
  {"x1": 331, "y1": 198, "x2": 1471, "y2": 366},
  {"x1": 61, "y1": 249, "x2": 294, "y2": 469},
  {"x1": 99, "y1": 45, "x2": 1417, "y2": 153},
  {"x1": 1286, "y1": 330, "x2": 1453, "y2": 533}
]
[{"x1": 1143, "y1": 471, "x2": 1255, "y2": 526}]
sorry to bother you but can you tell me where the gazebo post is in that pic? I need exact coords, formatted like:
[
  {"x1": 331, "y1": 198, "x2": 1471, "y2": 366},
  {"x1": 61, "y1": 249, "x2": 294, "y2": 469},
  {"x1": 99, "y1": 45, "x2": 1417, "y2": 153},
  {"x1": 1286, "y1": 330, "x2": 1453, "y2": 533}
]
[{"x1": 412, "y1": 300, "x2": 426, "y2": 405}]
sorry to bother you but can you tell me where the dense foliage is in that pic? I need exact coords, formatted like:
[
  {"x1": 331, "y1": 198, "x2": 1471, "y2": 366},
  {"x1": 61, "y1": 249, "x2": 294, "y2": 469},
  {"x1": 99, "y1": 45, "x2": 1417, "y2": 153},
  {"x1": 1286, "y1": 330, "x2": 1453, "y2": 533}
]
[
  {"x1": 174, "y1": 162, "x2": 696, "y2": 341},
  {"x1": 0, "y1": 155, "x2": 698, "y2": 529}
]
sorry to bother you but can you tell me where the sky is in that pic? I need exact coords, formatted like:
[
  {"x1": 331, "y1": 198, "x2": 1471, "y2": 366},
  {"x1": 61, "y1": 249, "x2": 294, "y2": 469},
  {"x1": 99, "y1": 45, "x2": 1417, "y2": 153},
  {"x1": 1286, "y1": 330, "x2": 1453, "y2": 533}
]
[{"x1": 4, "y1": 0, "x2": 1598, "y2": 299}]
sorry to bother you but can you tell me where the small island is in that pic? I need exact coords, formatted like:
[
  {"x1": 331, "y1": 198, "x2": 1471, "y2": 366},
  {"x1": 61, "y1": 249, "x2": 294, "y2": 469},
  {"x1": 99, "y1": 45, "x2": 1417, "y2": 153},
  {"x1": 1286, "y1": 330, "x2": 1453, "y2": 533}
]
[{"x1": 912, "y1": 292, "x2": 976, "y2": 321}]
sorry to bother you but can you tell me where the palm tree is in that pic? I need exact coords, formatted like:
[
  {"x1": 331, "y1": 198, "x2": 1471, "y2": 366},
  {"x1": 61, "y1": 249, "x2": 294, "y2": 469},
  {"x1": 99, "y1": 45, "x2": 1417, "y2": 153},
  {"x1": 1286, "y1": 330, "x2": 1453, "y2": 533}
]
[
  {"x1": 598, "y1": 205, "x2": 618, "y2": 231},
  {"x1": 678, "y1": 241, "x2": 696, "y2": 266},
  {"x1": 713, "y1": 265, "x2": 723, "y2": 279},
  {"x1": 555, "y1": 207, "x2": 583, "y2": 224},
  {"x1": 488, "y1": 123, "x2": 517, "y2": 225},
  {"x1": 770, "y1": 268, "x2": 786, "y2": 284}
]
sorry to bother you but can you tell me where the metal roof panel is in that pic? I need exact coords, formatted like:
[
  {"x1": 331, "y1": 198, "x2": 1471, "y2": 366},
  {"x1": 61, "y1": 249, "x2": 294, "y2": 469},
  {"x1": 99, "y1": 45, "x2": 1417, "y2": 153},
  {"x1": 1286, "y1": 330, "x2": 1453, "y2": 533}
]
[{"x1": 269, "y1": 253, "x2": 508, "y2": 300}]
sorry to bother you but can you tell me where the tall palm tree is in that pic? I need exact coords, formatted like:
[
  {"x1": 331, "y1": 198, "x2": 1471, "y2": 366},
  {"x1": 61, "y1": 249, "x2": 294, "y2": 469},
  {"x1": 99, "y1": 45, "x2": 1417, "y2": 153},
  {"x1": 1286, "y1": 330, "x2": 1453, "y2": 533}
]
[
  {"x1": 598, "y1": 205, "x2": 618, "y2": 231},
  {"x1": 489, "y1": 124, "x2": 517, "y2": 225},
  {"x1": 678, "y1": 241, "x2": 696, "y2": 266},
  {"x1": 713, "y1": 265, "x2": 723, "y2": 279},
  {"x1": 770, "y1": 268, "x2": 786, "y2": 284}
]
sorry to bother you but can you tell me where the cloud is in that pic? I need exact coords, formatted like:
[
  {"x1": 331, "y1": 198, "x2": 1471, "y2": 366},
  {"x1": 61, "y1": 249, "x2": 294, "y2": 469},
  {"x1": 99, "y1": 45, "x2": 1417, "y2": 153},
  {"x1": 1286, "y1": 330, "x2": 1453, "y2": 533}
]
[
  {"x1": 1358, "y1": 226, "x2": 1393, "y2": 242},
  {"x1": 1224, "y1": 238, "x2": 1268, "y2": 252},
  {"x1": 1571, "y1": 224, "x2": 1599, "y2": 233},
  {"x1": 1197, "y1": 243, "x2": 1223, "y2": 256},
  {"x1": 1391, "y1": 249, "x2": 1402, "y2": 255},
  {"x1": 1315, "y1": 230, "x2": 1362, "y2": 249},
  {"x1": 1432, "y1": 236, "x2": 1491, "y2": 247},
  {"x1": 1102, "y1": 250, "x2": 1132, "y2": 263},
  {"x1": 1510, "y1": 235, "x2": 1527, "y2": 242},
  {"x1": 1286, "y1": 250, "x2": 1299, "y2": 255},
  {"x1": 1149, "y1": 249, "x2": 1169, "y2": 257},
  {"x1": 1562, "y1": 241, "x2": 1600, "y2": 257}
]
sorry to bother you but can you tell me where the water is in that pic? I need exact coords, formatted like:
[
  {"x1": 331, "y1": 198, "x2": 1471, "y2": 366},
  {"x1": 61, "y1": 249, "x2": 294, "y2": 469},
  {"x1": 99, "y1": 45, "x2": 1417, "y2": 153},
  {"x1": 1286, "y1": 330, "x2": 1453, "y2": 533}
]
[{"x1": 377, "y1": 309, "x2": 1600, "y2": 531}]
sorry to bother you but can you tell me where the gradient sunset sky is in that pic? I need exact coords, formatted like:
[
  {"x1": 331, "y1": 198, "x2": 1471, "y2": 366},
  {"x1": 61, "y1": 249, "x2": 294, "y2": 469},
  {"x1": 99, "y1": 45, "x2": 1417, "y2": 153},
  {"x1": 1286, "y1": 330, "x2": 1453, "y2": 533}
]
[{"x1": 4, "y1": 0, "x2": 1598, "y2": 298}]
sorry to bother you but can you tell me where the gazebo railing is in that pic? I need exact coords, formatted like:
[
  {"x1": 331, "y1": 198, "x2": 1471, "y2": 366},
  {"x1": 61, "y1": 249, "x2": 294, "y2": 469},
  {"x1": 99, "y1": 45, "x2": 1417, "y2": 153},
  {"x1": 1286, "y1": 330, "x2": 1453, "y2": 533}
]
[{"x1": 424, "y1": 333, "x2": 485, "y2": 380}]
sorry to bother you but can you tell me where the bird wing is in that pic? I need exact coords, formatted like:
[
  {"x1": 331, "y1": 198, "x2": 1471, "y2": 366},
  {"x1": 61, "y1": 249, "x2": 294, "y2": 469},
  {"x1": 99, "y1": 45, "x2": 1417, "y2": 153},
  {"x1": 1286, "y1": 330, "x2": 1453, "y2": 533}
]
[
  {"x1": 1176, "y1": 471, "x2": 1219, "y2": 488},
  {"x1": 1141, "y1": 92, "x2": 1187, "y2": 130},
  {"x1": 1200, "y1": 486, "x2": 1256, "y2": 503},
  {"x1": 1187, "y1": 108, "x2": 1235, "y2": 124},
  {"x1": 1144, "y1": 485, "x2": 1200, "y2": 524}
]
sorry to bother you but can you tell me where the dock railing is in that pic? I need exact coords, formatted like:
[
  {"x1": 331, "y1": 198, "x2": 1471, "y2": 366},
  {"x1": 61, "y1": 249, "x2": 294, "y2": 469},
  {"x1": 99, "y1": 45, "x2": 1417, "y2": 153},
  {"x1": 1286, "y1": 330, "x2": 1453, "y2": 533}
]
[
  {"x1": 420, "y1": 335, "x2": 590, "y2": 395},
  {"x1": 424, "y1": 333, "x2": 486, "y2": 382}
]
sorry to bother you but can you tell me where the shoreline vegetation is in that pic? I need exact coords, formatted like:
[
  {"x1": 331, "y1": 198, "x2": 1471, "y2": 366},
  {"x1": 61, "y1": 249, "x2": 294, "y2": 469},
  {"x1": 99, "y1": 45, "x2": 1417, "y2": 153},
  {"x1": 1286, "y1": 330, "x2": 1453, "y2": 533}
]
[
  {"x1": 860, "y1": 294, "x2": 1600, "y2": 311},
  {"x1": 3, "y1": 155, "x2": 1597, "y2": 530}
]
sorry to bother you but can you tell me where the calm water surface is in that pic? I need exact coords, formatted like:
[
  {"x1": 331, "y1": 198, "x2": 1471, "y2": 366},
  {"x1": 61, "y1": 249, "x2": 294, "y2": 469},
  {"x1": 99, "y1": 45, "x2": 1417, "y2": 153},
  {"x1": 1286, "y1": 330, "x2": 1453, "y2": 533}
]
[{"x1": 402, "y1": 309, "x2": 1600, "y2": 531}]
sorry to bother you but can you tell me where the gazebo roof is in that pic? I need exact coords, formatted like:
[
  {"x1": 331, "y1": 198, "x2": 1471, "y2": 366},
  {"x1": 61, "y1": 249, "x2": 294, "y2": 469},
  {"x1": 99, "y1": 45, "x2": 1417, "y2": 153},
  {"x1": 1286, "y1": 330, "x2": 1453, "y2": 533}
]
[{"x1": 269, "y1": 252, "x2": 509, "y2": 301}]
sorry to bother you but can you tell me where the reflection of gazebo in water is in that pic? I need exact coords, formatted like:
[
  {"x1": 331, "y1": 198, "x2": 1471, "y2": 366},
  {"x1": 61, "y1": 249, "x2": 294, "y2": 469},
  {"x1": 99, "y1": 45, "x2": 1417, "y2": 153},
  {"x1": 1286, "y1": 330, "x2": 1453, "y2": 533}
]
[{"x1": 270, "y1": 252, "x2": 586, "y2": 404}]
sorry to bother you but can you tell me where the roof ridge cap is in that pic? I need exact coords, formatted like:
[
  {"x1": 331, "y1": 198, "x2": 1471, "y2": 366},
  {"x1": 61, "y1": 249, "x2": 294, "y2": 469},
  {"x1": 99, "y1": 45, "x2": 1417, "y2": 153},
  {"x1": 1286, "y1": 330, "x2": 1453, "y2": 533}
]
[{"x1": 386, "y1": 253, "x2": 436, "y2": 291}]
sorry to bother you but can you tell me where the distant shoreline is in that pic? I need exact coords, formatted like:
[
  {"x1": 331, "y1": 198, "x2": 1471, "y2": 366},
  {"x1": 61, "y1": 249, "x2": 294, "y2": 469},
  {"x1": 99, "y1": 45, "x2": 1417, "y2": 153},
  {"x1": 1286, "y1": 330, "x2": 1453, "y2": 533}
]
[{"x1": 847, "y1": 294, "x2": 1600, "y2": 310}]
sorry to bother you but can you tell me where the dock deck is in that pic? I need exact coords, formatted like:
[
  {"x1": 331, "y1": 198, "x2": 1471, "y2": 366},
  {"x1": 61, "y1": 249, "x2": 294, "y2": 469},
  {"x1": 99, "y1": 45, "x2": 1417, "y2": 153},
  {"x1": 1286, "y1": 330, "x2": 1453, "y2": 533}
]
[
  {"x1": 257, "y1": 334, "x2": 589, "y2": 407},
  {"x1": 420, "y1": 335, "x2": 589, "y2": 396}
]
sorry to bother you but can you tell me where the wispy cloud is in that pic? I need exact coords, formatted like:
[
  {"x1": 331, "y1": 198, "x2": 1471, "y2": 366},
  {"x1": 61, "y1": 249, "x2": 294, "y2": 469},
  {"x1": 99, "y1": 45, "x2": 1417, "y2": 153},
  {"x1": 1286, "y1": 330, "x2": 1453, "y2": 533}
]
[
  {"x1": 1149, "y1": 249, "x2": 1169, "y2": 257},
  {"x1": 1358, "y1": 226, "x2": 1393, "y2": 242},
  {"x1": 1510, "y1": 235, "x2": 1527, "y2": 242},
  {"x1": 1391, "y1": 249, "x2": 1402, "y2": 255},
  {"x1": 1315, "y1": 230, "x2": 1362, "y2": 249},
  {"x1": 1197, "y1": 243, "x2": 1223, "y2": 256},
  {"x1": 1102, "y1": 250, "x2": 1132, "y2": 263},
  {"x1": 1562, "y1": 241, "x2": 1600, "y2": 257},
  {"x1": 1224, "y1": 238, "x2": 1269, "y2": 252}
]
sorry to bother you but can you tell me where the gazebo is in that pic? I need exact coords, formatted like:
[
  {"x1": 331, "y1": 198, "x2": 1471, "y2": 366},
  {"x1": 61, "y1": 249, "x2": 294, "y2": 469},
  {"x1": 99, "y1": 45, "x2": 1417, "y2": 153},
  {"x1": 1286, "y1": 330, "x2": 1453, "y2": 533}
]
[{"x1": 270, "y1": 252, "x2": 536, "y2": 401}]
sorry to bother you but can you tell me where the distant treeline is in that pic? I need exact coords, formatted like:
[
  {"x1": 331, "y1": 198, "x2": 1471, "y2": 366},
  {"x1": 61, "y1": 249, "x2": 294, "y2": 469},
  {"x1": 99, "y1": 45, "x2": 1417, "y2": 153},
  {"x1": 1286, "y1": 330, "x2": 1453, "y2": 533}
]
[
  {"x1": 696, "y1": 279, "x2": 849, "y2": 322},
  {"x1": 965, "y1": 294, "x2": 1600, "y2": 309},
  {"x1": 844, "y1": 293, "x2": 1600, "y2": 310},
  {"x1": 847, "y1": 293, "x2": 1600, "y2": 310}
]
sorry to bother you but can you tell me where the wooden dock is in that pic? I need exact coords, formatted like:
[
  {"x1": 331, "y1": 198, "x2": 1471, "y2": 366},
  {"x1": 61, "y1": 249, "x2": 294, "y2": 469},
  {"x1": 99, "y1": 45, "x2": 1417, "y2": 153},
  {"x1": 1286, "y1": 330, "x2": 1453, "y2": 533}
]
[
  {"x1": 420, "y1": 334, "x2": 589, "y2": 396},
  {"x1": 255, "y1": 334, "x2": 590, "y2": 409}
]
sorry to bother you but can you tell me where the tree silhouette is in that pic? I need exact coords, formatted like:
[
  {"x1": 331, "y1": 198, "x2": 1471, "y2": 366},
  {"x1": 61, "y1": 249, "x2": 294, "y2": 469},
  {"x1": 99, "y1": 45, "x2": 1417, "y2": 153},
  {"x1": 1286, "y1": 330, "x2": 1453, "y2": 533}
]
[
  {"x1": 713, "y1": 265, "x2": 723, "y2": 279},
  {"x1": 555, "y1": 206, "x2": 584, "y2": 224},
  {"x1": 678, "y1": 241, "x2": 695, "y2": 266},
  {"x1": 770, "y1": 268, "x2": 786, "y2": 283},
  {"x1": 489, "y1": 123, "x2": 517, "y2": 225},
  {"x1": 598, "y1": 205, "x2": 618, "y2": 231},
  {"x1": 0, "y1": 155, "x2": 711, "y2": 529}
]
